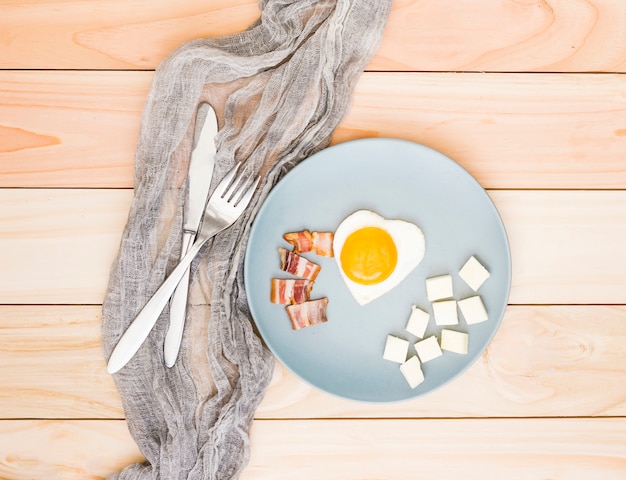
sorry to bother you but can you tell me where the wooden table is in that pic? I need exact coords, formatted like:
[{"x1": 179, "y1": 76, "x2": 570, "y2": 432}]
[{"x1": 1, "y1": 1, "x2": 626, "y2": 478}]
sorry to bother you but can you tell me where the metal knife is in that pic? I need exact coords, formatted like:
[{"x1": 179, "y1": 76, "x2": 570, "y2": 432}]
[{"x1": 163, "y1": 103, "x2": 218, "y2": 367}]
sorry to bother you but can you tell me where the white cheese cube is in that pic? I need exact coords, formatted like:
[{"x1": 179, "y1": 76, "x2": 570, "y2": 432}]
[
  {"x1": 441, "y1": 329, "x2": 469, "y2": 354},
  {"x1": 432, "y1": 299, "x2": 458, "y2": 326},
  {"x1": 458, "y1": 295, "x2": 488, "y2": 325},
  {"x1": 383, "y1": 335, "x2": 409, "y2": 364},
  {"x1": 459, "y1": 256, "x2": 490, "y2": 291},
  {"x1": 414, "y1": 335, "x2": 443, "y2": 363},
  {"x1": 425, "y1": 274, "x2": 454, "y2": 301},
  {"x1": 405, "y1": 306, "x2": 430, "y2": 339},
  {"x1": 400, "y1": 356, "x2": 425, "y2": 389}
]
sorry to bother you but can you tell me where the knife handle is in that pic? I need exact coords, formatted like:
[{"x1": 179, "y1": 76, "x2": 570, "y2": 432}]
[{"x1": 164, "y1": 231, "x2": 195, "y2": 367}]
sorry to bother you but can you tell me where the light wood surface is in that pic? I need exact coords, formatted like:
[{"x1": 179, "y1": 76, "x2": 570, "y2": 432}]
[
  {"x1": 2, "y1": 71, "x2": 626, "y2": 188},
  {"x1": 1, "y1": 189, "x2": 625, "y2": 305},
  {"x1": 1, "y1": 0, "x2": 625, "y2": 478},
  {"x1": 2, "y1": 0, "x2": 626, "y2": 72},
  {"x1": 1, "y1": 419, "x2": 626, "y2": 479},
  {"x1": 2, "y1": 305, "x2": 626, "y2": 420}
]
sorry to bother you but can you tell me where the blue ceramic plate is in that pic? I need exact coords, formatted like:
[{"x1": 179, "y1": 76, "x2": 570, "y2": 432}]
[{"x1": 244, "y1": 138, "x2": 511, "y2": 403}]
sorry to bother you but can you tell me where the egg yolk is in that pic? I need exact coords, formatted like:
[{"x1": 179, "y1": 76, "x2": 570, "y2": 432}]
[{"x1": 340, "y1": 227, "x2": 398, "y2": 285}]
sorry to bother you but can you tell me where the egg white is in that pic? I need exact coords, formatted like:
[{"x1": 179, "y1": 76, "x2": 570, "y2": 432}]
[{"x1": 333, "y1": 210, "x2": 425, "y2": 305}]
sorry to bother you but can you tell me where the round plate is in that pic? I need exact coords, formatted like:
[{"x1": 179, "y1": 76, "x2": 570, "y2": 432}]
[{"x1": 244, "y1": 138, "x2": 511, "y2": 403}]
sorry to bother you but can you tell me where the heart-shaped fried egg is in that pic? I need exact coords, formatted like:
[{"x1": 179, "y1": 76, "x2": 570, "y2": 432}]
[{"x1": 333, "y1": 210, "x2": 425, "y2": 305}]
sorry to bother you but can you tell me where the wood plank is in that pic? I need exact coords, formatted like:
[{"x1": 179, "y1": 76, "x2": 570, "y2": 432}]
[
  {"x1": 1, "y1": 1, "x2": 626, "y2": 72},
  {"x1": 259, "y1": 305, "x2": 626, "y2": 419},
  {"x1": 377, "y1": 0, "x2": 626, "y2": 73},
  {"x1": 0, "y1": 420, "x2": 143, "y2": 479},
  {"x1": 337, "y1": 72, "x2": 626, "y2": 189},
  {"x1": 494, "y1": 190, "x2": 626, "y2": 304},
  {"x1": 2, "y1": 305, "x2": 626, "y2": 419},
  {"x1": 0, "y1": 189, "x2": 132, "y2": 305},
  {"x1": 0, "y1": 0, "x2": 261, "y2": 70},
  {"x1": 0, "y1": 71, "x2": 147, "y2": 188},
  {"x1": 0, "y1": 306, "x2": 121, "y2": 419},
  {"x1": 245, "y1": 419, "x2": 626, "y2": 480},
  {"x1": 1, "y1": 418, "x2": 625, "y2": 479},
  {"x1": 1, "y1": 189, "x2": 625, "y2": 305},
  {"x1": 2, "y1": 71, "x2": 626, "y2": 189}
]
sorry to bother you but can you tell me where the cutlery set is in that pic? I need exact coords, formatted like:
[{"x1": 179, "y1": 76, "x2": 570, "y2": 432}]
[
  {"x1": 164, "y1": 104, "x2": 218, "y2": 368},
  {"x1": 107, "y1": 104, "x2": 259, "y2": 374}
]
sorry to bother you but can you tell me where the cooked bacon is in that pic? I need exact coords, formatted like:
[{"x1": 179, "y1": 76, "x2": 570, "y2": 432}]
[
  {"x1": 278, "y1": 248, "x2": 321, "y2": 281},
  {"x1": 270, "y1": 278, "x2": 312, "y2": 304},
  {"x1": 283, "y1": 230, "x2": 313, "y2": 254},
  {"x1": 285, "y1": 298, "x2": 329, "y2": 330},
  {"x1": 311, "y1": 231, "x2": 334, "y2": 257},
  {"x1": 283, "y1": 230, "x2": 334, "y2": 257}
]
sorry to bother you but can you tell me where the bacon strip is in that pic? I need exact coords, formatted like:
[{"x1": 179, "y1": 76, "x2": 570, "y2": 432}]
[
  {"x1": 283, "y1": 230, "x2": 313, "y2": 254},
  {"x1": 270, "y1": 278, "x2": 312, "y2": 304},
  {"x1": 278, "y1": 248, "x2": 321, "y2": 281},
  {"x1": 285, "y1": 298, "x2": 329, "y2": 330},
  {"x1": 283, "y1": 230, "x2": 334, "y2": 257},
  {"x1": 311, "y1": 231, "x2": 334, "y2": 257}
]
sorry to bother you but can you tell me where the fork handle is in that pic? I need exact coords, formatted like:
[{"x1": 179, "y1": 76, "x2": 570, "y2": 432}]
[
  {"x1": 107, "y1": 229, "x2": 219, "y2": 374},
  {"x1": 164, "y1": 231, "x2": 195, "y2": 367}
]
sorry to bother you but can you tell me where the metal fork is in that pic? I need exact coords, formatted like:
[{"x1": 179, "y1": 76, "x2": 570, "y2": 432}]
[{"x1": 107, "y1": 163, "x2": 259, "y2": 374}]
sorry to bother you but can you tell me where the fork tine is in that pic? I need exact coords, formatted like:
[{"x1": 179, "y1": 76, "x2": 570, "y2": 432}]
[
  {"x1": 214, "y1": 162, "x2": 241, "y2": 197},
  {"x1": 224, "y1": 164, "x2": 255, "y2": 202},
  {"x1": 225, "y1": 169, "x2": 248, "y2": 202},
  {"x1": 234, "y1": 175, "x2": 260, "y2": 208}
]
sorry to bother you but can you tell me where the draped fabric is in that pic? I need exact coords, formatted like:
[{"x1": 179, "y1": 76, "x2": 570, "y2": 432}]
[{"x1": 101, "y1": 1, "x2": 392, "y2": 477}]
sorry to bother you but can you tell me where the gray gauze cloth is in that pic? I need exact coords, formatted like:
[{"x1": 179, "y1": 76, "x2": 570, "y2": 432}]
[{"x1": 101, "y1": 1, "x2": 392, "y2": 478}]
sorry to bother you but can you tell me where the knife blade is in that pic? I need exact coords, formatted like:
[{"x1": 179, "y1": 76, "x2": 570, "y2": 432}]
[{"x1": 163, "y1": 103, "x2": 218, "y2": 367}]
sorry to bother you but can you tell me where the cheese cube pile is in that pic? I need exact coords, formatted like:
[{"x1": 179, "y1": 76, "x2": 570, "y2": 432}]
[{"x1": 385, "y1": 254, "x2": 492, "y2": 389}]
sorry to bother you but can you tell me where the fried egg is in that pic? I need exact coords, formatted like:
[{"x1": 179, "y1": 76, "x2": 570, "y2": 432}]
[{"x1": 333, "y1": 210, "x2": 425, "y2": 305}]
